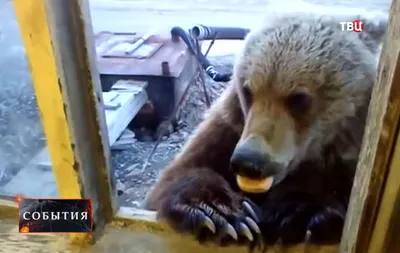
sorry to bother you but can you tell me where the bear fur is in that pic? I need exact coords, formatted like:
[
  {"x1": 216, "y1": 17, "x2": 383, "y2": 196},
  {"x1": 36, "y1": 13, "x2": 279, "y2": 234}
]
[{"x1": 144, "y1": 12, "x2": 387, "y2": 249}]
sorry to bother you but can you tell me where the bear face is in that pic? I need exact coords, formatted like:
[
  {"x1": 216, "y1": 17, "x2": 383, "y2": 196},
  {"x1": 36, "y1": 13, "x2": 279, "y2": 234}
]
[
  {"x1": 144, "y1": 12, "x2": 387, "y2": 249},
  {"x1": 231, "y1": 15, "x2": 379, "y2": 190}
]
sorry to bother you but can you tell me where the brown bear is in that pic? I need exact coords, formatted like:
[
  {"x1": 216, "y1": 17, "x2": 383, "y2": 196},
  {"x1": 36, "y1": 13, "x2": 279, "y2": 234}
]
[{"x1": 144, "y1": 12, "x2": 387, "y2": 249}]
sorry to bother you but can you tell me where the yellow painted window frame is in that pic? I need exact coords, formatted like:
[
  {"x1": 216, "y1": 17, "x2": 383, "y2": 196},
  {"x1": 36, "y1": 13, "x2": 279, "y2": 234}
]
[
  {"x1": 7, "y1": 0, "x2": 116, "y2": 245},
  {"x1": 0, "y1": 0, "x2": 399, "y2": 252}
]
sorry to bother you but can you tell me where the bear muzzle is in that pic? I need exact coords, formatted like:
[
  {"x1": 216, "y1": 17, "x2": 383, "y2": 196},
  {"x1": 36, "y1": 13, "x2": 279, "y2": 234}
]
[{"x1": 230, "y1": 136, "x2": 285, "y2": 193}]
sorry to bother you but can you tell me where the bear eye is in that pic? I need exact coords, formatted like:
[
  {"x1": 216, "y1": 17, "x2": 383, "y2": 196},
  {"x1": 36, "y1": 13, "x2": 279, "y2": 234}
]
[{"x1": 286, "y1": 92, "x2": 313, "y2": 116}]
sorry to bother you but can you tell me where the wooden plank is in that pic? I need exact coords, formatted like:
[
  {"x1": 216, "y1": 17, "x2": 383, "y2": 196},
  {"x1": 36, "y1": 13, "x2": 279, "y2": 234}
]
[
  {"x1": 0, "y1": 202, "x2": 337, "y2": 252},
  {"x1": 12, "y1": 0, "x2": 88, "y2": 244},
  {"x1": 113, "y1": 207, "x2": 338, "y2": 253},
  {"x1": 105, "y1": 84, "x2": 148, "y2": 145},
  {"x1": 1, "y1": 214, "x2": 337, "y2": 253},
  {"x1": 339, "y1": 0, "x2": 400, "y2": 252},
  {"x1": 28, "y1": 87, "x2": 147, "y2": 168},
  {"x1": 12, "y1": 0, "x2": 116, "y2": 244},
  {"x1": 367, "y1": 110, "x2": 400, "y2": 253}
]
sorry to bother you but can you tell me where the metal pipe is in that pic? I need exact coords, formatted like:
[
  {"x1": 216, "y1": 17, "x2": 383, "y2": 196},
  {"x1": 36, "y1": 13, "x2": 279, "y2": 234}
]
[
  {"x1": 171, "y1": 26, "x2": 232, "y2": 82},
  {"x1": 191, "y1": 25, "x2": 250, "y2": 40}
]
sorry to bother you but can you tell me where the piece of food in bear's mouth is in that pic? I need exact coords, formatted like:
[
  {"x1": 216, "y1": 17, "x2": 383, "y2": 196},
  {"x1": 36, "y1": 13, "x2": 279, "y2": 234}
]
[{"x1": 236, "y1": 175, "x2": 274, "y2": 193}]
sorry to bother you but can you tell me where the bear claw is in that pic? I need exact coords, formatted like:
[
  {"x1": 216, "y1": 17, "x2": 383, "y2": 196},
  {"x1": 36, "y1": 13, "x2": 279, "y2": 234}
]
[
  {"x1": 226, "y1": 223, "x2": 239, "y2": 240},
  {"x1": 169, "y1": 200, "x2": 262, "y2": 245},
  {"x1": 304, "y1": 230, "x2": 312, "y2": 243},
  {"x1": 245, "y1": 217, "x2": 261, "y2": 234},
  {"x1": 200, "y1": 216, "x2": 216, "y2": 234},
  {"x1": 242, "y1": 201, "x2": 259, "y2": 223},
  {"x1": 238, "y1": 222, "x2": 254, "y2": 241}
]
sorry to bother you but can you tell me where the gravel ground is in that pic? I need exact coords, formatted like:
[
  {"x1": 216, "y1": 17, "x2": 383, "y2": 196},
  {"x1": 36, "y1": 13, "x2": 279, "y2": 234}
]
[{"x1": 0, "y1": 0, "x2": 391, "y2": 207}]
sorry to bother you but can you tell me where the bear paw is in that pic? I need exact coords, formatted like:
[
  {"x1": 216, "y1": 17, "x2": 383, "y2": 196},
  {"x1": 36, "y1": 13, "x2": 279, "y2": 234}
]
[
  {"x1": 157, "y1": 175, "x2": 262, "y2": 247},
  {"x1": 302, "y1": 205, "x2": 346, "y2": 243},
  {"x1": 260, "y1": 199, "x2": 346, "y2": 245},
  {"x1": 169, "y1": 200, "x2": 262, "y2": 244}
]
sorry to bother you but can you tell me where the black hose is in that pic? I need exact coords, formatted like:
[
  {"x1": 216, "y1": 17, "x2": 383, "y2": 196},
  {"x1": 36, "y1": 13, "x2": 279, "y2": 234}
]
[
  {"x1": 191, "y1": 25, "x2": 250, "y2": 40},
  {"x1": 170, "y1": 26, "x2": 232, "y2": 82}
]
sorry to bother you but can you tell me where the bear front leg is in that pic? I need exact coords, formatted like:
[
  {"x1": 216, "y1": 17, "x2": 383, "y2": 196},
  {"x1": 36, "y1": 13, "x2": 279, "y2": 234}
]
[{"x1": 144, "y1": 84, "x2": 261, "y2": 246}]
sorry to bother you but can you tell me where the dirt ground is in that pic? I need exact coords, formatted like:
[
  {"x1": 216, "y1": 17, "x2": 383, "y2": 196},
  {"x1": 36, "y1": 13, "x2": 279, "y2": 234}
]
[{"x1": 0, "y1": 0, "x2": 391, "y2": 207}]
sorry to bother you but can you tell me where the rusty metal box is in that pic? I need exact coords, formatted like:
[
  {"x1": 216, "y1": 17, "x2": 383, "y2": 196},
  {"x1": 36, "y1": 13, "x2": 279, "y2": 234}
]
[{"x1": 95, "y1": 31, "x2": 199, "y2": 130}]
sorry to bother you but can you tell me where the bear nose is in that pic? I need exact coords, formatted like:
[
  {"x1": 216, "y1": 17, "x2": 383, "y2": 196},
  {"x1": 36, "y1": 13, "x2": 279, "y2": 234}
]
[{"x1": 230, "y1": 137, "x2": 283, "y2": 178}]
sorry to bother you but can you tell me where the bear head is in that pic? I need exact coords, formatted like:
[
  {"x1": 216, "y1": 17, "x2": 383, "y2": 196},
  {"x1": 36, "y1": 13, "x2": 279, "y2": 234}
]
[{"x1": 229, "y1": 13, "x2": 387, "y2": 191}]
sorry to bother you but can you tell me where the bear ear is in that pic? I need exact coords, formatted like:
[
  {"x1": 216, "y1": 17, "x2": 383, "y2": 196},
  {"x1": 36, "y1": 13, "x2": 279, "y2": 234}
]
[{"x1": 355, "y1": 14, "x2": 388, "y2": 54}]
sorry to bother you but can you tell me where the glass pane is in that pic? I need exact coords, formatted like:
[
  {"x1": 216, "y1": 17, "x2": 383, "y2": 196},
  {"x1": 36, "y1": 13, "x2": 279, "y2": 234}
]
[
  {"x1": 87, "y1": 0, "x2": 261, "y2": 209},
  {"x1": 87, "y1": 0, "x2": 391, "y2": 211},
  {"x1": 0, "y1": 1, "x2": 58, "y2": 199}
]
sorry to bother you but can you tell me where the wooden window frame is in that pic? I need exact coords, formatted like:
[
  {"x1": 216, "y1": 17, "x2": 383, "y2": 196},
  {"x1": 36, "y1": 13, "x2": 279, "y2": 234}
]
[
  {"x1": 7, "y1": 0, "x2": 116, "y2": 244},
  {"x1": 340, "y1": 0, "x2": 400, "y2": 252},
  {"x1": 1, "y1": 0, "x2": 399, "y2": 252}
]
